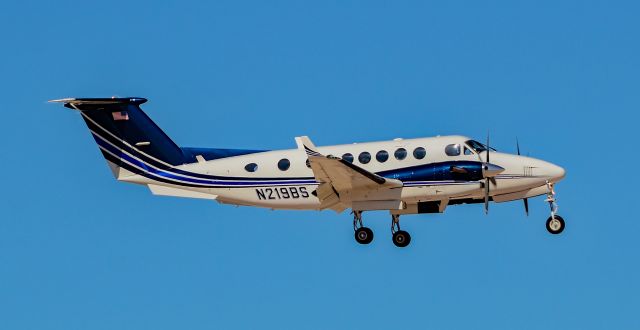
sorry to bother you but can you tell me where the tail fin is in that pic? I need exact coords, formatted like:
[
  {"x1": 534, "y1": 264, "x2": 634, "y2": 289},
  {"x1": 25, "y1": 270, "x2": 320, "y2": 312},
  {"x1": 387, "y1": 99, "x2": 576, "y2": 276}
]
[{"x1": 50, "y1": 97, "x2": 186, "y2": 179}]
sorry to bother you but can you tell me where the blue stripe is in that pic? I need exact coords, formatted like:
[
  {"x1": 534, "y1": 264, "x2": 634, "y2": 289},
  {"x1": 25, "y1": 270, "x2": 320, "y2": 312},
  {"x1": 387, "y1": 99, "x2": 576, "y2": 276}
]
[
  {"x1": 94, "y1": 134, "x2": 318, "y2": 187},
  {"x1": 403, "y1": 181, "x2": 479, "y2": 186},
  {"x1": 84, "y1": 115, "x2": 317, "y2": 182}
]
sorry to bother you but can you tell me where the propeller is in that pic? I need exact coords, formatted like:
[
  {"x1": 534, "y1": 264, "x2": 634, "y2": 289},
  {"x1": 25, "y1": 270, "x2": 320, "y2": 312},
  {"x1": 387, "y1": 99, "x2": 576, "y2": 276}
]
[
  {"x1": 517, "y1": 137, "x2": 529, "y2": 217},
  {"x1": 481, "y1": 133, "x2": 505, "y2": 214},
  {"x1": 484, "y1": 133, "x2": 491, "y2": 214}
]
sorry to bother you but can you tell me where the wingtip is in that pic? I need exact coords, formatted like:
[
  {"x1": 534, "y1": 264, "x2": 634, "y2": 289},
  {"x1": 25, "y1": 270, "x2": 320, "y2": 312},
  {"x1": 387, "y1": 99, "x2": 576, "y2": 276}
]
[
  {"x1": 48, "y1": 98, "x2": 75, "y2": 103},
  {"x1": 295, "y1": 136, "x2": 316, "y2": 149}
]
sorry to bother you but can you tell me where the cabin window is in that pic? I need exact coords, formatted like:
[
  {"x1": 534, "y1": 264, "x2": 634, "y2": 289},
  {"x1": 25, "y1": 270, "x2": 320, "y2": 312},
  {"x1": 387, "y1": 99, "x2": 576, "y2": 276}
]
[
  {"x1": 358, "y1": 152, "x2": 371, "y2": 164},
  {"x1": 278, "y1": 158, "x2": 290, "y2": 171},
  {"x1": 245, "y1": 163, "x2": 258, "y2": 172},
  {"x1": 413, "y1": 147, "x2": 426, "y2": 159},
  {"x1": 342, "y1": 153, "x2": 354, "y2": 163},
  {"x1": 376, "y1": 150, "x2": 389, "y2": 163},
  {"x1": 445, "y1": 144, "x2": 461, "y2": 156},
  {"x1": 394, "y1": 148, "x2": 407, "y2": 160}
]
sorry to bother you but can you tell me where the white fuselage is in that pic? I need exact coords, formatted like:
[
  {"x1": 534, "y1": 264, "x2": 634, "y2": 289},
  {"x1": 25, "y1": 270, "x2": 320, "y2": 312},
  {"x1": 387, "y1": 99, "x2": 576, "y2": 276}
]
[{"x1": 117, "y1": 135, "x2": 565, "y2": 212}]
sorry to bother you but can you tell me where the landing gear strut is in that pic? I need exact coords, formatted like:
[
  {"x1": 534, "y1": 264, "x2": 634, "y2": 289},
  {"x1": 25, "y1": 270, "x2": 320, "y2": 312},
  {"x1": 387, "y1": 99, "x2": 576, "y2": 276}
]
[
  {"x1": 545, "y1": 181, "x2": 565, "y2": 234},
  {"x1": 353, "y1": 211, "x2": 373, "y2": 244},
  {"x1": 391, "y1": 214, "x2": 411, "y2": 248}
]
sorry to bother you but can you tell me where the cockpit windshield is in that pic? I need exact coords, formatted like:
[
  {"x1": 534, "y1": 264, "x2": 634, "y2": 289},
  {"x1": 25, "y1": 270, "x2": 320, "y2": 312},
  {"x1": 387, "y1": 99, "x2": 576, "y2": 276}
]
[{"x1": 465, "y1": 140, "x2": 496, "y2": 153}]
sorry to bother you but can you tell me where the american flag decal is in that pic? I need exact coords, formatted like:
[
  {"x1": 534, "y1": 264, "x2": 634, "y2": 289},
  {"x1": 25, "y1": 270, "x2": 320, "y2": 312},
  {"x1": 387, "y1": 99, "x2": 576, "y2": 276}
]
[{"x1": 112, "y1": 111, "x2": 129, "y2": 121}]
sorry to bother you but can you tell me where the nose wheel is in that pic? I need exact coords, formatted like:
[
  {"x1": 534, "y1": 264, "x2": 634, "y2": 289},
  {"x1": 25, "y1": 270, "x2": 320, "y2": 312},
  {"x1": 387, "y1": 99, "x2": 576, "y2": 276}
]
[
  {"x1": 546, "y1": 215, "x2": 565, "y2": 234},
  {"x1": 391, "y1": 215, "x2": 411, "y2": 247},
  {"x1": 544, "y1": 181, "x2": 566, "y2": 234},
  {"x1": 353, "y1": 211, "x2": 373, "y2": 244}
]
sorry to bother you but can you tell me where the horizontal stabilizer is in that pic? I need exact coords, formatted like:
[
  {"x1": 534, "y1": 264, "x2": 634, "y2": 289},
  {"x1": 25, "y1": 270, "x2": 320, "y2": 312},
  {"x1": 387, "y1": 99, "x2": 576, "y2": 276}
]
[{"x1": 49, "y1": 97, "x2": 147, "y2": 110}]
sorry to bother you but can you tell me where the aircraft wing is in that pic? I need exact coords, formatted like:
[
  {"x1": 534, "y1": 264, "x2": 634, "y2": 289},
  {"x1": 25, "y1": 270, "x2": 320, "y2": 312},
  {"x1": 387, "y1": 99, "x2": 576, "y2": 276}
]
[{"x1": 295, "y1": 136, "x2": 403, "y2": 211}]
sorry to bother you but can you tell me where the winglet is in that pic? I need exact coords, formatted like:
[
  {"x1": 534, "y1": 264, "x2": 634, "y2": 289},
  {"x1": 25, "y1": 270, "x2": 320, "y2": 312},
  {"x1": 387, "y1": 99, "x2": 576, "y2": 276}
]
[{"x1": 295, "y1": 136, "x2": 323, "y2": 157}]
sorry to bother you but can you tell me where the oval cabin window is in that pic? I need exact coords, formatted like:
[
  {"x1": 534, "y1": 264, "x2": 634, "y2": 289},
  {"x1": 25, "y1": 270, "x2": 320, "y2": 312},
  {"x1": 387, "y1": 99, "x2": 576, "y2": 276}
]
[
  {"x1": 278, "y1": 158, "x2": 291, "y2": 171},
  {"x1": 394, "y1": 148, "x2": 407, "y2": 160},
  {"x1": 358, "y1": 152, "x2": 371, "y2": 164},
  {"x1": 445, "y1": 144, "x2": 461, "y2": 156},
  {"x1": 245, "y1": 163, "x2": 258, "y2": 172},
  {"x1": 376, "y1": 150, "x2": 389, "y2": 163},
  {"x1": 342, "y1": 153, "x2": 354, "y2": 163},
  {"x1": 413, "y1": 147, "x2": 426, "y2": 159}
]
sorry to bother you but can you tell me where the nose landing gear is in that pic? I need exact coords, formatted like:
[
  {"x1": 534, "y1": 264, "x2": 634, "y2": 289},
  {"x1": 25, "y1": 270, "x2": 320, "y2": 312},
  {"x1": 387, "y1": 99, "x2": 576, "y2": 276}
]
[
  {"x1": 353, "y1": 211, "x2": 374, "y2": 244},
  {"x1": 545, "y1": 181, "x2": 565, "y2": 234},
  {"x1": 546, "y1": 215, "x2": 565, "y2": 234}
]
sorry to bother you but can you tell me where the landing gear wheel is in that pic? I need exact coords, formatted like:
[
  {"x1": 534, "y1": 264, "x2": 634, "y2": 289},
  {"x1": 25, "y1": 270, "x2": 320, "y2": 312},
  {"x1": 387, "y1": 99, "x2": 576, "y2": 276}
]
[
  {"x1": 546, "y1": 215, "x2": 565, "y2": 234},
  {"x1": 355, "y1": 227, "x2": 374, "y2": 244},
  {"x1": 392, "y1": 230, "x2": 411, "y2": 248}
]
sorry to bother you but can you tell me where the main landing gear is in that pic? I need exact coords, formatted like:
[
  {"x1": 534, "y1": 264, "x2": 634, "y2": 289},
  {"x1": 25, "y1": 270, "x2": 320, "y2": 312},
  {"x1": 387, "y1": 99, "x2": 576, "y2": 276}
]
[
  {"x1": 545, "y1": 181, "x2": 566, "y2": 234},
  {"x1": 353, "y1": 211, "x2": 374, "y2": 244},
  {"x1": 391, "y1": 214, "x2": 411, "y2": 248},
  {"x1": 352, "y1": 212, "x2": 411, "y2": 247}
]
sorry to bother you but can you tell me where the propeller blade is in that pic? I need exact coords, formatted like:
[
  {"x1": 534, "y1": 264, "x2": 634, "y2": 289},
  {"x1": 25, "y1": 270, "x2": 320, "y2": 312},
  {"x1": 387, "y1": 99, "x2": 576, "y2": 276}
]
[
  {"x1": 484, "y1": 179, "x2": 489, "y2": 214},
  {"x1": 486, "y1": 132, "x2": 490, "y2": 163},
  {"x1": 484, "y1": 132, "x2": 491, "y2": 215},
  {"x1": 523, "y1": 198, "x2": 529, "y2": 216}
]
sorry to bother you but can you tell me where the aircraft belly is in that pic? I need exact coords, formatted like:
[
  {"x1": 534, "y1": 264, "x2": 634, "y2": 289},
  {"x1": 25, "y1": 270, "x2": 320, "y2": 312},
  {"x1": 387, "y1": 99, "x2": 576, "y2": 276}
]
[
  {"x1": 216, "y1": 185, "x2": 321, "y2": 210},
  {"x1": 349, "y1": 188, "x2": 403, "y2": 202},
  {"x1": 493, "y1": 185, "x2": 549, "y2": 203},
  {"x1": 400, "y1": 183, "x2": 483, "y2": 202}
]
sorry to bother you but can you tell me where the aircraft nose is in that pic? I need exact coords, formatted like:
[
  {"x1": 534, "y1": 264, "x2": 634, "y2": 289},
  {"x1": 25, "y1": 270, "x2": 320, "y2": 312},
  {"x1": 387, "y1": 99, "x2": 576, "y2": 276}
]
[{"x1": 544, "y1": 162, "x2": 566, "y2": 182}]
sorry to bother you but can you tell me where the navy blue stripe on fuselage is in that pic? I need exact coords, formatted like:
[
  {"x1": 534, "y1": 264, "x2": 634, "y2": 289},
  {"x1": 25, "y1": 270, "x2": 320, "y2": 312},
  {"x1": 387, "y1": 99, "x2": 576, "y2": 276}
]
[
  {"x1": 403, "y1": 180, "x2": 480, "y2": 185},
  {"x1": 93, "y1": 133, "x2": 318, "y2": 187},
  {"x1": 99, "y1": 149, "x2": 211, "y2": 188}
]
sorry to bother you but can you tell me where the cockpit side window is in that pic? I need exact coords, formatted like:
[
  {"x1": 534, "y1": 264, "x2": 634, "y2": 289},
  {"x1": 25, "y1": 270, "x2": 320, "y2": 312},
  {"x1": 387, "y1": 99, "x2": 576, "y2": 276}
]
[
  {"x1": 464, "y1": 147, "x2": 474, "y2": 155},
  {"x1": 445, "y1": 144, "x2": 461, "y2": 156},
  {"x1": 465, "y1": 140, "x2": 496, "y2": 153}
]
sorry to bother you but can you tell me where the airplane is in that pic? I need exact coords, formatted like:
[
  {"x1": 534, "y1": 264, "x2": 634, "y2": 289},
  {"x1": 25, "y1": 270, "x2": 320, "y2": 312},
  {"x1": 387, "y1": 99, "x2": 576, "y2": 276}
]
[{"x1": 50, "y1": 97, "x2": 567, "y2": 247}]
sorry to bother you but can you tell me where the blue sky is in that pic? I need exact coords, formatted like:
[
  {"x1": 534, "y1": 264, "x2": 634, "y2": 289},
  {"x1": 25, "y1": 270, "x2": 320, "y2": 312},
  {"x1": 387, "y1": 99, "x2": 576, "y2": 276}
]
[{"x1": 1, "y1": 0, "x2": 638, "y2": 329}]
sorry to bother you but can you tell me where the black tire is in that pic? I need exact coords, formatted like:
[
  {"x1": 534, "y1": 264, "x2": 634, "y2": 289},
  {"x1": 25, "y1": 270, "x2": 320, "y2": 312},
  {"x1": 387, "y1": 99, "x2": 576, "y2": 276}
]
[
  {"x1": 355, "y1": 227, "x2": 374, "y2": 244},
  {"x1": 392, "y1": 230, "x2": 411, "y2": 247},
  {"x1": 546, "y1": 215, "x2": 565, "y2": 234}
]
